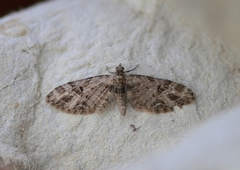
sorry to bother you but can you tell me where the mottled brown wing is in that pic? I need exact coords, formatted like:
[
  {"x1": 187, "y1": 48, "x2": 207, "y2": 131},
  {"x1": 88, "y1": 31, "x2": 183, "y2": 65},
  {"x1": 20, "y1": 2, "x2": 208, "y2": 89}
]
[
  {"x1": 126, "y1": 75, "x2": 195, "y2": 114},
  {"x1": 46, "y1": 75, "x2": 114, "y2": 114}
]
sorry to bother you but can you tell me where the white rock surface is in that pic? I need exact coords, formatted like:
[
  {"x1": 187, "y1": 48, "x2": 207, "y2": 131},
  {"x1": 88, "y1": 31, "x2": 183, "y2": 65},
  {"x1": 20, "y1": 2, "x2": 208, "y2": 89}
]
[
  {"x1": 0, "y1": 0, "x2": 239, "y2": 169},
  {"x1": 123, "y1": 106, "x2": 240, "y2": 170}
]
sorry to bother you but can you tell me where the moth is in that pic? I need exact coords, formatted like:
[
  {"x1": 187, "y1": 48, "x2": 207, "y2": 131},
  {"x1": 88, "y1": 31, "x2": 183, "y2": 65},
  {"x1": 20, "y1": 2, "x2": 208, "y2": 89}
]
[{"x1": 46, "y1": 64, "x2": 195, "y2": 116}]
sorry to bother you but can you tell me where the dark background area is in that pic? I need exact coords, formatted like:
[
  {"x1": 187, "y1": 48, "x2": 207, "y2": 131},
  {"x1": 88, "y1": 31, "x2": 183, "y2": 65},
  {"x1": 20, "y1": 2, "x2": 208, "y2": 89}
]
[{"x1": 0, "y1": 0, "x2": 46, "y2": 17}]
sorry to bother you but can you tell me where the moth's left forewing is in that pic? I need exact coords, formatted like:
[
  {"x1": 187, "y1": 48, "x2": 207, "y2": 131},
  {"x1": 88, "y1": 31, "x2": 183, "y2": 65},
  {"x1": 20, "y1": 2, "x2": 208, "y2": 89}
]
[{"x1": 46, "y1": 75, "x2": 115, "y2": 115}]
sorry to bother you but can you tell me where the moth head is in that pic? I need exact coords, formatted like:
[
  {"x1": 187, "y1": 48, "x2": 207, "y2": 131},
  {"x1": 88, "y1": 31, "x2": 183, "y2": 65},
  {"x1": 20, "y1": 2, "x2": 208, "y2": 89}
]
[{"x1": 116, "y1": 63, "x2": 124, "y2": 72}]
